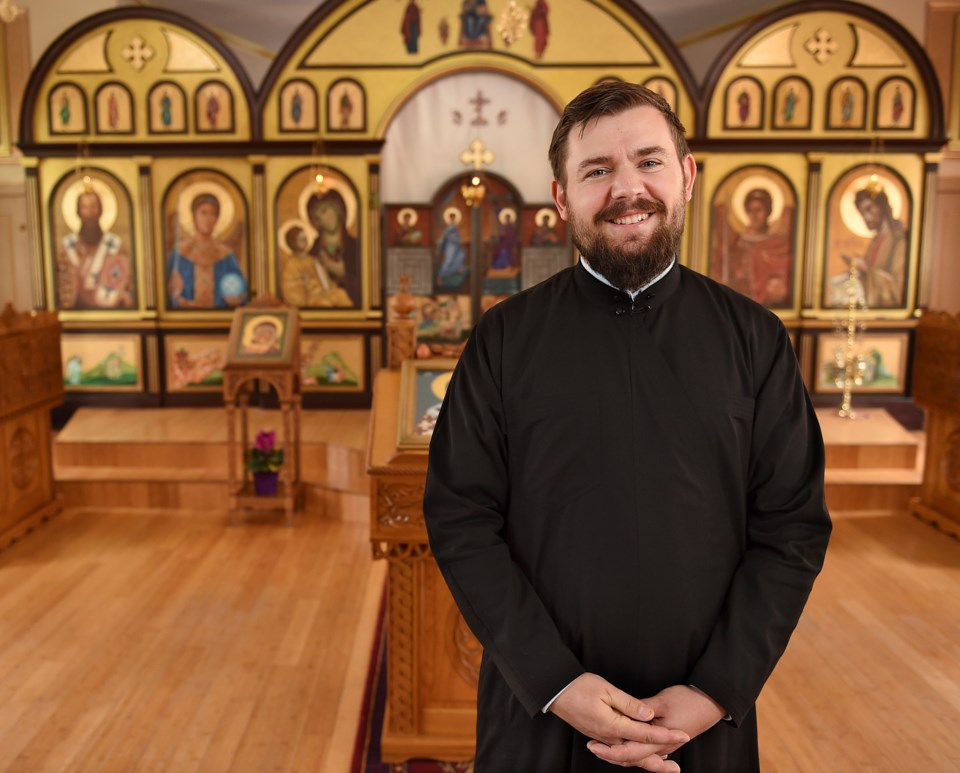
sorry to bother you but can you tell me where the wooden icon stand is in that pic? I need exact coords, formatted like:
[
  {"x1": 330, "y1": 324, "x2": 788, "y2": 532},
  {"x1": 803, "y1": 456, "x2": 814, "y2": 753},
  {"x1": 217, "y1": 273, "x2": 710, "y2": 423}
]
[{"x1": 223, "y1": 298, "x2": 302, "y2": 525}]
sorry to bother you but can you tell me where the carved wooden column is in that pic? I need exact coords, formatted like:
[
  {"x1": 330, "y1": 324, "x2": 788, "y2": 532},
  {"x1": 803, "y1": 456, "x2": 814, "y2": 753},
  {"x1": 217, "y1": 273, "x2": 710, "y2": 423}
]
[
  {"x1": 0, "y1": 305, "x2": 63, "y2": 551},
  {"x1": 910, "y1": 311, "x2": 960, "y2": 536}
]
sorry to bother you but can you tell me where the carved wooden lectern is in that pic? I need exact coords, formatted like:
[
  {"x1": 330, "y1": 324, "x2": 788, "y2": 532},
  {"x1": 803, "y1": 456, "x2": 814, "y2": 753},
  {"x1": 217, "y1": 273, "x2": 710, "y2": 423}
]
[
  {"x1": 910, "y1": 311, "x2": 960, "y2": 536},
  {"x1": 367, "y1": 283, "x2": 477, "y2": 762},
  {"x1": 0, "y1": 305, "x2": 63, "y2": 551}
]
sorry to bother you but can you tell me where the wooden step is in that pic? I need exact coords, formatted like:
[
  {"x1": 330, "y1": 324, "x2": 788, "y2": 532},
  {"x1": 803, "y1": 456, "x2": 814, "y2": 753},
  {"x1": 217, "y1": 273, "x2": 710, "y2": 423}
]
[
  {"x1": 54, "y1": 442, "x2": 367, "y2": 494},
  {"x1": 54, "y1": 479, "x2": 369, "y2": 522},
  {"x1": 53, "y1": 407, "x2": 372, "y2": 517},
  {"x1": 818, "y1": 408, "x2": 919, "y2": 470},
  {"x1": 819, "y1": 409, "x2": 924, "y2": 512}
]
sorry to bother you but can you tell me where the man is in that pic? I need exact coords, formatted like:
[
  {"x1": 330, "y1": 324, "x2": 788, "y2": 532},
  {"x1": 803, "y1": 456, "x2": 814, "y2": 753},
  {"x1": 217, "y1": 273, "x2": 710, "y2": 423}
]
[
  {"x1": 58, "y1": 188, "x2": 133, "y2": 309},
  {"x1": 423, "y1": 82, "x2": 831, "y2": 772}
]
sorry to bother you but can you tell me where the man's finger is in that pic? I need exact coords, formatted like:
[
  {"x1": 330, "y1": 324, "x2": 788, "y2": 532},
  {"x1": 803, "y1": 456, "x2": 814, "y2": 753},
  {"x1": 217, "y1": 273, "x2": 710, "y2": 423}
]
[
  {"x1": 608, "y1": 688, "x2": 655, "y2": 721},
  {"x1": 587, "y1": 741, "x2": 681, "y2": 771},
  {"x1": 611, "y1": 714, "x2": 689, "y2": 746}
]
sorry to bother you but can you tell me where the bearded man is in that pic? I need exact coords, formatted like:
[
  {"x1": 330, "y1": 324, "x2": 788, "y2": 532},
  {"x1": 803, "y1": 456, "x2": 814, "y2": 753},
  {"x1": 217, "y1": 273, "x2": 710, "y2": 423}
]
[
  {"x1": 58, "y1": 189, "x2": 133, "y2": 309},
  {"x1": 423, "y1": 82, "x2": 831, "y2": 772}
]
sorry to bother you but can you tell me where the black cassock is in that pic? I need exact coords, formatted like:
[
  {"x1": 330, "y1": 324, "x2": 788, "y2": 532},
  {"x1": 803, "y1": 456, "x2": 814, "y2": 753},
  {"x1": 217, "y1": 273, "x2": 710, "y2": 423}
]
[{"x1": 424, "y1": 261, "x2": 831, "y2": 772}]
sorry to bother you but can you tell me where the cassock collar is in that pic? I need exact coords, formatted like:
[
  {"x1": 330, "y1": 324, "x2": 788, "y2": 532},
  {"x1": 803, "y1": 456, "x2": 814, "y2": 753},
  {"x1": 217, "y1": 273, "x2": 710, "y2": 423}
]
[{"x1": 573, "y1": 257, "x2": 681, "y2": 315}]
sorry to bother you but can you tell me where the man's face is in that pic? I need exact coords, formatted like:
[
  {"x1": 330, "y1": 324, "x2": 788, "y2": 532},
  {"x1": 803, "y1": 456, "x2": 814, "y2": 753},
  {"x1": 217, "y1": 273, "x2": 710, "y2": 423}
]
[
  {"x1": 551, "y1": 105, "x2": 696, "y2": 291},
  {"x1": 77, "y1": 193, "x2": 102, "y2": 228}
]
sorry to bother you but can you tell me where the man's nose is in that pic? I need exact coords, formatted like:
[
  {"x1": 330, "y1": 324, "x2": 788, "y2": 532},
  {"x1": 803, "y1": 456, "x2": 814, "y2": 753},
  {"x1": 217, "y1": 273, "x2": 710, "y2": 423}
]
[{"x1": 609, "y1": 166, "x2": 646, "y2": 199}]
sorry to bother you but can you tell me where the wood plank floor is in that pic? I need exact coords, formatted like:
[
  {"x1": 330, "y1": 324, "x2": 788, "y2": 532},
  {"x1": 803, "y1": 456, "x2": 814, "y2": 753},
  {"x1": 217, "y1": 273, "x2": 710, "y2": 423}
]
[
  {"x1": 0, "y1": 507, "x2": 958, "y2": 771},
  {"x1": 0, "y1": 506, "x2": 385, "y2": 773}
]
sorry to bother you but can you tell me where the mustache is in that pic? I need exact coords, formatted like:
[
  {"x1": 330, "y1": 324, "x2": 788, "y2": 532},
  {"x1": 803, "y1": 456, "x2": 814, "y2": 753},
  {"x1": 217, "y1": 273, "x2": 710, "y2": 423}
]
[{"x1": 594, "y1": 197, "x2": 666, "y2": 225}]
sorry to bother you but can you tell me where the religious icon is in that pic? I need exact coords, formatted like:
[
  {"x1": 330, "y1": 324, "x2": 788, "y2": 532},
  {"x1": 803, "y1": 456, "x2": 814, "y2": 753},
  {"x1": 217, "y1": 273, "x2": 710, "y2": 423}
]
[
  {"x1": 724, "y1": 77, "x2": 762, "y2": 129},
  {"x1": 828, "y1": 79, "x2": 866, "y2": 129},
  {"x1": 227, "y1": 309, "x2": 295, "y2": 364},
  {"x1": 489, "y1": 207, "x2": 519, "y2": 270},
  {"x1": 841, "y1": 86, "x2": 854, "y2": 124},
  {"x1": 459, "y1": 0, "x2": 493, "y2": 49},
  {"x1": 241, "y1": 316, "x2": 283, "y2": 355},
  {"x1": 163, "y1": 172, "x2": 248, "y2": 311},
  {"x1": 737, "y1": 89, "x2": 750, "y2": 124},
  {"x1": 275, "y1": 166, "x2": 361, "y2": 309},
  {"x1": 161, "y1": 92, "x2": 172, "y2": 127},
  {"x1": 206, "y1": 92, "x2": 220, "y2": 128},
  {"x1": 165, "y1": 336, "x2": 227, "y2": 391},
  {"x1": 530, "y1": 208, "x2": 561, "y2": 246},
  {"x1": 327, "y1": 80, "x2": 365, "y2": 132},
  {"x1": 823, "y1": 167, "x2": 910, "y2": 309},
  {"x1": 60, "y1": 334, "x2": 142, "y2": 391},
  {"x1": 195, "y1": 81, "x2": 233, "y2": 133},
  {"x1": 95, "y1": 83, "x2": 133, "y2": 134},
  {"x1": 435, "y1": 206, "x2": 468, "y2": 290},
  {"x1": 149, "y1": 82, "x2": 186, "y2": 133},
  {"x1": 709, "y1": 167, "x2": 797, "y2": 309},
  {"x1": 773, "y1": 77, "x2": 811, "y2": 130},
  {"x1": 50, "y1": 171, "x2": 137, "y2": 311},
  {"x1": 401, "y1": 0, "x2": 421, "y2": 54},
  {"x1": 107, "y1": 92, "x2": 119, "y2": 129},
  {"x1": 300, "y1": 335, "x2": 364, "y2": 392},
  {"x1": 291, "y1": 89, "x2": 303, "y2": 125},
  {"x1": 276, "y1": 219, "x2": 353, "y2": 308},
  {"x1": 279, "y1": 80, "x2": 317, "y2": 132},
  {"x1": 439, "y1": 17, "x2": 450, "y2": 45},
  {"x1": 395, "y1": 208, "x2": 424, "y2": 246},
  {"x1": 876, "y1": 78, "x2": 914, "y2": 130},
  {"x1": 49, "y1": 83, "x2": 86, "y2": 134},
  {"x1": 529, "y1": 0, "x2": 550, "y2": 58}
]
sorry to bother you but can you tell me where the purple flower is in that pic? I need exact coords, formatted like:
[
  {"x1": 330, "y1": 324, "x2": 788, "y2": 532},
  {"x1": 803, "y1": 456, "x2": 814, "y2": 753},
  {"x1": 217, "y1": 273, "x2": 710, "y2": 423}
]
[{"x1": 254, "y1": 430, "x2": 276, "y2": 453}]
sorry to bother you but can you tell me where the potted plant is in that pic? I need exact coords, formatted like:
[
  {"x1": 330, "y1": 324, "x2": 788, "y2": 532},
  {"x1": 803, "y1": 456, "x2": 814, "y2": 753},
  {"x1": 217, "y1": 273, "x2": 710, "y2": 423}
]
[{"x1": 246, "y1": 430, "x2": 284, "y2": 496}]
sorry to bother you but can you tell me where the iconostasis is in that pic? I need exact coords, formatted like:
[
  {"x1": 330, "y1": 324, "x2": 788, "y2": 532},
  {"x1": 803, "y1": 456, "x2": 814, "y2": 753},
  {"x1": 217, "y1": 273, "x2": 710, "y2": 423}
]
[{"x1": 18, "y1": 0, "x2": 945, "y2": 409}]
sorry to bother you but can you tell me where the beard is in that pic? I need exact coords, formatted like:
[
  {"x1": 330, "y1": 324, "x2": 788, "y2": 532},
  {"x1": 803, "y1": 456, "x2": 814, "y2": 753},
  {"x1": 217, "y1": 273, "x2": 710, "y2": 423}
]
[
  {"x1": 79, "y1": 221, "x2": 104, "y2": 246},
  {"x1": 570, "y1": 191, "x2": 685, "y2": 293}
]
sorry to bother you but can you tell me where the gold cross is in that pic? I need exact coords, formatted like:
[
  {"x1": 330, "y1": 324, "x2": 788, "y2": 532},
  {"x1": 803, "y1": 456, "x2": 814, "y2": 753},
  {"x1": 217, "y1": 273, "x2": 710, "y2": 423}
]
[{"x1": 460, "y1": 139, "x2": 495, "y2": 172}]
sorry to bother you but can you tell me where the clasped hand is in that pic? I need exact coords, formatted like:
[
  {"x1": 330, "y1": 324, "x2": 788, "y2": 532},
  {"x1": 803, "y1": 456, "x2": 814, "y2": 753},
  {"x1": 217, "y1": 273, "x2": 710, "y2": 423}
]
[{"x1": 550, "y1": 674, "x2": 724, "y2": 771}]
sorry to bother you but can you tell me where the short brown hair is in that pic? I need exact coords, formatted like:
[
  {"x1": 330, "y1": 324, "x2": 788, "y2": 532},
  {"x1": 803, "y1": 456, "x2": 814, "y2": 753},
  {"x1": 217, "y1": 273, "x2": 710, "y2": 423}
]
[{"x1": 548, "y1": 81, "x2": 690, "y2": 185}]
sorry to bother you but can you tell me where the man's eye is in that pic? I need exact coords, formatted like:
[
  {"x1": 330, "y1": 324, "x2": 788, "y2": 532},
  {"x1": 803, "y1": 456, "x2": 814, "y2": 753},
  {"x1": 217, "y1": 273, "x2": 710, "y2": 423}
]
[
  {"x1": 586, "y1": 169, "x2": 607, "y2": 178},
  {"x1": 640, "y1": 160, "x2": 661, "y2": 169}
]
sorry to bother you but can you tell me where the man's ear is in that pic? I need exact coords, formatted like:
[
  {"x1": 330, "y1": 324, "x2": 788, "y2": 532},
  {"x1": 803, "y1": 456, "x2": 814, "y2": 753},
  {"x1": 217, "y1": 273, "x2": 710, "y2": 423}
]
[
  {"x1": 682, "y1": 154, "x2": 697, "y2": 202},
  {"x1": 551, "y1": 180, "x2": 569, "y2": 222}
]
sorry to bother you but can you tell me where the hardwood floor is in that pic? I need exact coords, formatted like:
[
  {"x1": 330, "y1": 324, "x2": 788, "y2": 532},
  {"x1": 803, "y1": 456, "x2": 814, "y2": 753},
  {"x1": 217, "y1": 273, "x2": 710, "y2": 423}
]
[
  {"x1": 758, "y1": 511, "x2": 960, "y2": 771},
  {"x1": 0, "y1": 506, "x2": 385, "y2": 773},
  {"x1": 0, "y1": 508, "x2": 958, "y2": 771}
]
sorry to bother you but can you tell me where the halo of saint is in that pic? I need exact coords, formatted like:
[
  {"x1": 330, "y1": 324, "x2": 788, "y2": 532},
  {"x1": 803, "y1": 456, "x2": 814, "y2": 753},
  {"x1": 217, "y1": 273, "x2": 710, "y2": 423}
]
[
  {"x1": 296, "y1": 171, "x2": 357, "y2": 234},
  {"x1": 176, "y1": 180, "x2": 236, "y2": 238},
  {"x1": 62, "y1": 175, "x2": 118, "y2": 233},
  {"x1": 839, "y1": 172, "x2": 904, "y2": 239},
  {"x1": 729, "y1": 175, "x2": 785, "y2": 232}
]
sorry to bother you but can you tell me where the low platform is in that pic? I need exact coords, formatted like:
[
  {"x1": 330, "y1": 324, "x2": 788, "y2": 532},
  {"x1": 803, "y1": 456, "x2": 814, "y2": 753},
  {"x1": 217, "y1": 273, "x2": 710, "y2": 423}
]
[
  {"x1": 53, "y1": 406, "x2": 922, "y2": 518},
  {"x1": 54, "y1": 408, "x2": 370, "y2": 520},
  {"x1": 817, "y1": 407, "x2": 923, "y2": 512}
]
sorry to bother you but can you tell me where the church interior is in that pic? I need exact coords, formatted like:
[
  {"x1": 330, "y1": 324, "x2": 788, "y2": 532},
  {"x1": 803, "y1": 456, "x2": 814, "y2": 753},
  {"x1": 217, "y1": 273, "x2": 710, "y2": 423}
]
[{"x1": 0, "y1": 0, "x2": 958, "y2": 770}]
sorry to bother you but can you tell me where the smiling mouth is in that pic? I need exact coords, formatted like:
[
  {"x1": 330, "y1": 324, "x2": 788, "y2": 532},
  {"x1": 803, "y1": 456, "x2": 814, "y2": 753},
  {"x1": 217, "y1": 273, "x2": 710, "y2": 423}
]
[{"x1": 611, "y1": 213, "x2": 651, "y2": 225}]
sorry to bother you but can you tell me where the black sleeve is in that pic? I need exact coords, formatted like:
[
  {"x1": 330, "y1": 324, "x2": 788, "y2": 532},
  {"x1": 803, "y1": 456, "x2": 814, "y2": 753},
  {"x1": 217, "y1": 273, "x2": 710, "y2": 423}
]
[{"x1": 687, "y1": 322, "x2": 832, "y2": 725}]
